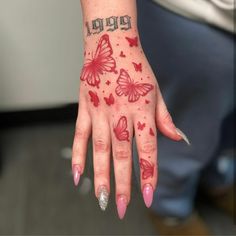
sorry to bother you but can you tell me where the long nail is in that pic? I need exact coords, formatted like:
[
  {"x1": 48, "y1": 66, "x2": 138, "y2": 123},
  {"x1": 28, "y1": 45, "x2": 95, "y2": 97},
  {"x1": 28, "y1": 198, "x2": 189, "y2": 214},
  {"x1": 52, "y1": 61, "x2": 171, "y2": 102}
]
[
  {"x1": 117, "y1": 195, "x2": 127, "y2": 220},
  {"x1": 143, "y1": 184, "x2": 153, "y2": 208},
  {"x1": 72, "y1": 164, "x2": 81, "y2": 186},
  {"x1": 176, "y1": 128, "x2": 191, "y2": 145},
  {"x1": 98, "y1": 185, "x2": 109, "y2": 211}
]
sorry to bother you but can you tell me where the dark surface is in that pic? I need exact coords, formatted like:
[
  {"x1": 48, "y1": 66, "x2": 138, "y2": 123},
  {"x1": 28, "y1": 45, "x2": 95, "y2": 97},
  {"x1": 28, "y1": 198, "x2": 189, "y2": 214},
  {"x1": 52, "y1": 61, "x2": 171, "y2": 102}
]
[
  {"x1": 0, "y1": 104, "x2": 77, "y2": 129},
  {"x1": 0, "y1": 122, "x2": 235, "y2": 235}
]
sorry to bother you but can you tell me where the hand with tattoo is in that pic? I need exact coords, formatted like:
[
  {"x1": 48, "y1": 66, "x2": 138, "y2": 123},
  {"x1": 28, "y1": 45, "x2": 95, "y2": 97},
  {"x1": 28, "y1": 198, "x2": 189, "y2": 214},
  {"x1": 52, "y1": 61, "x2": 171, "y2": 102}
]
[{"x1": 72, "y1": 0, "x2": 190, "y2": 220}]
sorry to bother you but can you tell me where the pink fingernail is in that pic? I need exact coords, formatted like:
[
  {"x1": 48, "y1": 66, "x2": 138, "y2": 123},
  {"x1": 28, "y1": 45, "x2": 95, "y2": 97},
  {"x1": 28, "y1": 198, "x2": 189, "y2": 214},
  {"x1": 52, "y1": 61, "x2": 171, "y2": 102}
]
[
  {"x1": 117, "y1": 195, "x2": 127, "y2": 220},
  {"x1": 142, "y1": 184, "x2": 153, "y2": 208},
  {"x1": 72, "y1": 165, "x2": 81, "y2": 186}
]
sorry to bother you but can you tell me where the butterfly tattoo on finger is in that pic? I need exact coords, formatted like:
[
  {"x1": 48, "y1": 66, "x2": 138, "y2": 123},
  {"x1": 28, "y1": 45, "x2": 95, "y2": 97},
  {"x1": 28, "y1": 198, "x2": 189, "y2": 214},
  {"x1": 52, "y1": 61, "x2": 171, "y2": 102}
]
[
  {"x1": 140, "y1": 158, "x2": 154, "y2": 180},
  {"x1": 80, "y1": 34, "x2": 116, "y2": 88},
  {"x1": 113, "y1": 116, "x2": 129, "y2": 142}
]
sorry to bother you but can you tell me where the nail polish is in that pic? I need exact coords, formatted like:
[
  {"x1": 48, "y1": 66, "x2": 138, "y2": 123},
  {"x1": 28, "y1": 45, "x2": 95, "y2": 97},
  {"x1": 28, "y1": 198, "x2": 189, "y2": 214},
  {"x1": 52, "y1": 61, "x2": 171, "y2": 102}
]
[
  {"x1": 143, "y1": 184, "x2": 153, "y2": 208},
  {"x1": 72, "y1": 164, "x2": 81, "y2": 186},
  {"x1": 176, "y1": 128, "x2": 191, "y2": 145},
  {"x1": 117, "y1": 195, "x2": 127, "y2": 220},
  {"x1": 98, "y1": 185, "x2": 109, "y2": 211}
]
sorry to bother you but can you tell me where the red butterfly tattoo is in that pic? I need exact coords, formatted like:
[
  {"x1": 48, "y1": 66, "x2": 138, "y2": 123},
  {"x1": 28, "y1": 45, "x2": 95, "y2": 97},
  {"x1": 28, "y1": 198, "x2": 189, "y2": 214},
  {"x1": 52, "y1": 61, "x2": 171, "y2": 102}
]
[
  {"x1": 119, "y1": 51, "x2": 126, "y2": 58},
  {"x1": 80, "y1": 34, "x2": 116, "y2": 88},
  {"x1": 113, "y1": 116, "x2": 129, "y2": 142},
  {"x1": 140, "y1": 158, "x2": 154, "y2": 180},
  {"x1": 132, "y1": 62, "x2": 142, "y2": 72},
  {"x1": 104, "y1": 93, "x2": 115, "y2": 106},
  {"x1": 125, "y1": 36, "x2": 138, "y2": 47},
  {"x1": 149, "y1": 128, "x2": 155, "y2": 136},
  {"x1": 88, "y1": 90, "x2": 99, "y2": 107},
  {"x1": 137, "y1": 121, "x2": 146, "y2": 130},
  {"x1": 115, "y1": 69, "x2": 154, "y2": 103}
]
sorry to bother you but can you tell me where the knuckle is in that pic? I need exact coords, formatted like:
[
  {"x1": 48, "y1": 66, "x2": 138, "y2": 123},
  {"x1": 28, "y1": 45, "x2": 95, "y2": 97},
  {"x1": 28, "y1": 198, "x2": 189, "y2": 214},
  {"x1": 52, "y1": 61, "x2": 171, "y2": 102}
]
[
  {"x1": 75, "y1": 126, "x2": 89, "y2": 139},
  {"x1": 94, "y1": 139, "x2": 109, "y2": 153},
  {"x1": 94, "y1": 166, "x2": 106, "y2": 178},
  {"x1": 114, "y1": 148, "x2": 131, "y2": 160},
  {"x1": 140, "y1": 141, "x2": 156, "y2": 154},
  {"x1": 117, "y1": 178, "x2": 129, "y2": 187},
  {"x1": 162, "y1": 111, "x2": 173, "y2": 124}
]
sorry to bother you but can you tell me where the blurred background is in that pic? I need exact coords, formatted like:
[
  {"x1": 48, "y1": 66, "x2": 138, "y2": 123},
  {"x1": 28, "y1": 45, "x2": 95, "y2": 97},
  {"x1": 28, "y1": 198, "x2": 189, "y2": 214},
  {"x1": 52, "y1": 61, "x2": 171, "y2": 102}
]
[{"x1": 0, "y1": 0, "x2": 235, "y2": 235}]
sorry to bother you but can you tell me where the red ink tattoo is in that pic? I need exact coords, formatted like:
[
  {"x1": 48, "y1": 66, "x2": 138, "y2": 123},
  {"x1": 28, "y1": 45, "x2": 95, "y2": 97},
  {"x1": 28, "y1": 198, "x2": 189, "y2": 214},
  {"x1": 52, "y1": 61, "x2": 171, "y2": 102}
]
[
  {"x1": 80, "y1": 34, "x2": 116, "y2": 88},
  {"x1": 115, "y1": 69, "x2": 154, "y2": 102},
  {"x1": 140, "y1": 158, "x2": 154, "y2": 180},
  {"x1": 104, "y1": 93, "x2": 115, "y2": 106},
  {"x1": 113, "y1": 116, "x2": 129, "y2": 142},
  {"x1": 149, "y1": 128, "x2": 155, "y2": 136},
  {"x1": 145, "y1": 99, "x2": 150, "y2": 104},
  {"x1": 119, "y1": 51, "x2": 126, "y2": 58},
  {"x1": 132, "y1": 62, "x2": 142, "y2": 72},
  {"x1": 88, "y1": 90, "x2": 99, "y2": 107},
  {"x1": 137, "y1": 121, "x2": 146, "y2": 130},
  {"x1": 125, "y1": 36, "x2": 138, "y2": 47},
  {"x1": 106, "y1": 80, "x2": 111, "y2": 85}
]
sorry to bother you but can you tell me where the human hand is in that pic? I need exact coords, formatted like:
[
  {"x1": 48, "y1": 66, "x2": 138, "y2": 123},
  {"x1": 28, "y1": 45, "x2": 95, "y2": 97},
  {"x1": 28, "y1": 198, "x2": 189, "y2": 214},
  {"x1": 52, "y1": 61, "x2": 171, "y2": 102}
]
[
  {"x1": 71, "y1": 31, "x2": 189, "y2": 219},
  {"x1": 72, "y1": 0, "x2": 189, "y2": 220}
]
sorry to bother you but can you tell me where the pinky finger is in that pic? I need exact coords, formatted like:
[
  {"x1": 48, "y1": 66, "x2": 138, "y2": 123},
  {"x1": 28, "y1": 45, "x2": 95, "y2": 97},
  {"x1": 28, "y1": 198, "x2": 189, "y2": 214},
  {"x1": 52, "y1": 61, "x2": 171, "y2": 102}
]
[{"x1": 72, "y1": 105, "x2": 92, "y2": 186}]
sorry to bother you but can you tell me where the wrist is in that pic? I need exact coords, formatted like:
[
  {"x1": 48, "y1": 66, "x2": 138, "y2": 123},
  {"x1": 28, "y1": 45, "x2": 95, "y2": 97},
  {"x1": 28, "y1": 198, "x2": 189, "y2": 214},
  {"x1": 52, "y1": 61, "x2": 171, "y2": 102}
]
[{"x1": 82, "y1": 14, "x2": 138, "y2": 44}]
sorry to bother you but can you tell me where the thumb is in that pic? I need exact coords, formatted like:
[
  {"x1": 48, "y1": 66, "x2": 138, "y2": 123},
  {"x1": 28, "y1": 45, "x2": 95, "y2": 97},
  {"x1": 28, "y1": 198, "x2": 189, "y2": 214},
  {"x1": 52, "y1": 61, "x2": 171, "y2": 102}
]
[{"x1": 155, "y1": 88, "x2": 190, "y2": 145}]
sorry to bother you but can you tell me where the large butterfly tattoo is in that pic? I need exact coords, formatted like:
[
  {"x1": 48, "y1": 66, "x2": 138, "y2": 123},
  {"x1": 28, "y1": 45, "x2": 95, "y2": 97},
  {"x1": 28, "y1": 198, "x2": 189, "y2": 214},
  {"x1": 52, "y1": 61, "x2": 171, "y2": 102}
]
[
  {"x1": 80, "y1": 34, "x2": 116, "y2": 88},
  {"x1": 139, "y1": 158, "x2": 154, "y2": 180},
  {"x1": 115, "y1": 69, "x2": 154, "y2": 102},
  {"x1": 113, "y1": 116, "x2": 129, "y2": 142}
]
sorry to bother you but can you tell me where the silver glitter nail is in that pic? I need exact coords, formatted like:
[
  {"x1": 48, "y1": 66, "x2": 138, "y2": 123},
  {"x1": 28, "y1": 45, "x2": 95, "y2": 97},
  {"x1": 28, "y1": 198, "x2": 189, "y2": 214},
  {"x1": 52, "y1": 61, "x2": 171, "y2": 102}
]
[
  {"x1": 98, "y1": 185, "x2": 109, "y2": 211},
  {"x1": 176, "y1": 128, "x2": 191, "y2": 145}
]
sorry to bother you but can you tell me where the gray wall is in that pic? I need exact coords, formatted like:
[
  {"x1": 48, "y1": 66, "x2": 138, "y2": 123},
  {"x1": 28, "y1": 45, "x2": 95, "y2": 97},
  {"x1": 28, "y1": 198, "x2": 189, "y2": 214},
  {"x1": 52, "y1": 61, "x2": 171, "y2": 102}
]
[{"x1": 0, "y1": 0, "x2": 83, "y2": 111}]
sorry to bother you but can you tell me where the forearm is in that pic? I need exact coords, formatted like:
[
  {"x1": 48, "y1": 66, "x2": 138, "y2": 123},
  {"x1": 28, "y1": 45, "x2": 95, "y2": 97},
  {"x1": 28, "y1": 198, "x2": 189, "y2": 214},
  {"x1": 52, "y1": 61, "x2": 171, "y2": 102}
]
[{"x1": 80, "y1": 0, "x2": 138, "y2": 42}]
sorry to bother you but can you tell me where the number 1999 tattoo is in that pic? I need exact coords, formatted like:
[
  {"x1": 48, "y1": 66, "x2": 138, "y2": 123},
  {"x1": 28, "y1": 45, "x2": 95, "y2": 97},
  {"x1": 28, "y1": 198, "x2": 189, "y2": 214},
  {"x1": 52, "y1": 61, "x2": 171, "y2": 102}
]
[{"x1": 86, "y1": 15, "x2": 131, "y2": 36}]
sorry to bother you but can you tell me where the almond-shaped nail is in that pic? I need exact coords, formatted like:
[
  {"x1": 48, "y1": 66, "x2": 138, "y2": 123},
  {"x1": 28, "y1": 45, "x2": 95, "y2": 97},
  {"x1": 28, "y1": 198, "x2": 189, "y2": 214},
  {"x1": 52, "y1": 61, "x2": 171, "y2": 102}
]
[
  {"x1": 143, "y1": 184, "x2": 153, "y2": 208},
  {"x1": 117, "y1": 195, "x2": 127, "y2": 220},
  {"x1": 176, "y1": 128, "x2": 191, "y2": 145},
  {"x1": 72, "y1": 164, "x2": 81, "y2": 186},
  {"x1": 98, "y1": 185, "x2": 109, "y2": 211}
]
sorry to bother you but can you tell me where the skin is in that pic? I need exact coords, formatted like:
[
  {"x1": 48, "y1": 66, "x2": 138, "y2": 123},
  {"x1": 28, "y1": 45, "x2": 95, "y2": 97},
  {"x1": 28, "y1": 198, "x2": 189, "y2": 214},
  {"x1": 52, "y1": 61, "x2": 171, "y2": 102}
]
[{"x1": 72, "y1": 0, "x2": 183, "y2": 210}]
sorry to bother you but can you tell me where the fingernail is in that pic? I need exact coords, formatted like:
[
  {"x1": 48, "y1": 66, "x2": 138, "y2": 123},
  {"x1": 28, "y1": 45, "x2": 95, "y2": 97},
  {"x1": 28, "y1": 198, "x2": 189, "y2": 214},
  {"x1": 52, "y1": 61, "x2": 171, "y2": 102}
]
[
  {"x1": 176, "y1": 128, "x2": 191, "y2": 145},
  {"x1": 72, "y1": 164, "x2": 81, "y2": 186},
  {"x1": 98, "y1": 185, "x2": 109, "y2": 211},
  {"x1": 117, "y1": 195, "x2": 127, "y2": 220},
  {"x1": 142, "y1": 184, "x2": 153, "y2": 208}
]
